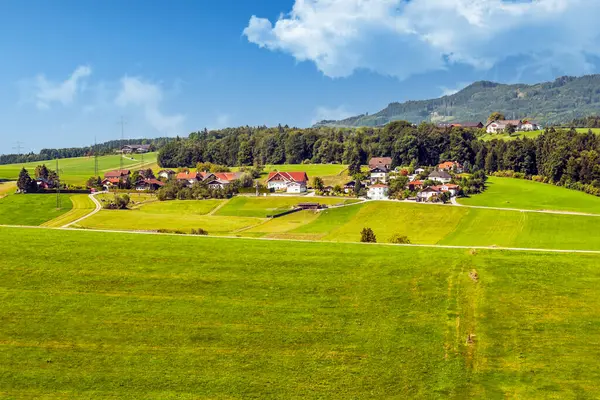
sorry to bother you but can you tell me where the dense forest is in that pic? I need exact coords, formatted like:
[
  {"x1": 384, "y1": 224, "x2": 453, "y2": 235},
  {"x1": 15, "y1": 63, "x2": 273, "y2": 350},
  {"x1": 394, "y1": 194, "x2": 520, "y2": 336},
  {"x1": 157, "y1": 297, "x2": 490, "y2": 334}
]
[
  {"x1": 0, "y1": 137, "x2": 174, "y2": 165},
  {"x1": 158, "y1": 122, "x2": 600, "y2": 197}
]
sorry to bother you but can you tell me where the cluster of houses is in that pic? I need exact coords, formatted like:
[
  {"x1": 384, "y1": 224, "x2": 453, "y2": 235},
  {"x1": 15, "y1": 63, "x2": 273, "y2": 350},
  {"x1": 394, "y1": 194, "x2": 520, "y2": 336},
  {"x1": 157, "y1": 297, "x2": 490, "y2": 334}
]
[
  {"x1": 360, "y1": 157, "x2": 462, "y2": 201},
  {"x1": 437, "y1": 119, "x2": 540, "y2": 134},
  {"x1": 117, "y1": 144, "x2": 152, "y2": 154},
  {"x1": 174, "y1": 170, "x2": 244, "y2": 190},
  {"x1": 102, "y1": 169, "x2": 166, "y2": 191}
]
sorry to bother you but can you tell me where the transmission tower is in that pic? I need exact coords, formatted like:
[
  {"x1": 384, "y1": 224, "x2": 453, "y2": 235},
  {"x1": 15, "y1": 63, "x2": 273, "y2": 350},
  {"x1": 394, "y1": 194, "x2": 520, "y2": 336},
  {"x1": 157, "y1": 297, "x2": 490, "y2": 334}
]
[{"x1": 12, "y1": 141, "x2": 23, "y2": 155}]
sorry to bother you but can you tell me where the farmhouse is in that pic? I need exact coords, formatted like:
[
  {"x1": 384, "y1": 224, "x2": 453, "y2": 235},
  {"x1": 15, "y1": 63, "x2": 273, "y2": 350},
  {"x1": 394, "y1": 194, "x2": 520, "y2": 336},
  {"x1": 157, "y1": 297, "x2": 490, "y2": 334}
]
[
  {"x1": 158, "y1": 169, "x2": 176, "y2": 180},
  {"x1": 485, "y1": 120, "x2": 522, "y2": 134},
  {"x1": 407, "y1": 180, "x2": 424, "y2": 191},
  {"x1": 521, "y1": 120, "x2": 540, "y2": 131},
  {"x1": 121, "y1": 144, "x2": 151, "y2": 154},
  {"x1": 369, "y1": 166, "x2": 389, "y2": 184},
  {"x1": 176, "y1": 171, "x2": 199, "y2": 185},
  {"x1": 343, "y1": 181, "x2": 357, "y2": 194},
  {"x1": 266, "y1": 172, "x2": 309, "y2": 193},
  {"x1": 104, "y1": 169, "x2": 131, "y2": 181},
  {"x1": 101, "y1": 177, "x2": 121, "y2": 189},
  {"x1": 368, "y1": 157, "x2": 392, "y2": 170},
  {"x1": 417, "y1": 186, "x2": 440, "y2": 201},
  {"x1": 35, "y1": 178, "x2": 53, "y2": 189},
  {"x1": 438, "y1": 161, "x2": 463, "y2": 173},
  {"x1": 428, "y1": 170, "x2": 452, "y2": 183},
  {"x1": 367, "y1": 183, "x2": 389, "y2": 200},
  {"x1": 135, "y1": 178, "x2": 165, "y2": 191}
]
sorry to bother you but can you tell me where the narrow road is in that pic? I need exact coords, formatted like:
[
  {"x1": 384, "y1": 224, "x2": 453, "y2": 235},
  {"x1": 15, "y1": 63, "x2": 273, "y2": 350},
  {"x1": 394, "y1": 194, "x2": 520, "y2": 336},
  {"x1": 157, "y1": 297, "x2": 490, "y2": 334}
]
[
  {"x1": 62, "y1": 192, "x2": 104, "y2": 228},
  {"x1": 1, "y1": 224, "x2": 600, "y2": 255}
]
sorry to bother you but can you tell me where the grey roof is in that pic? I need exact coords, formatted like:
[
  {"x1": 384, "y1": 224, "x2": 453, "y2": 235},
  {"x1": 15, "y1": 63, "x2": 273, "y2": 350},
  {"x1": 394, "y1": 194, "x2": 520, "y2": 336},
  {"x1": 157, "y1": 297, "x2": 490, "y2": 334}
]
[{"x1": 429, "y1": 170, "x2": 452, "y2": 179}]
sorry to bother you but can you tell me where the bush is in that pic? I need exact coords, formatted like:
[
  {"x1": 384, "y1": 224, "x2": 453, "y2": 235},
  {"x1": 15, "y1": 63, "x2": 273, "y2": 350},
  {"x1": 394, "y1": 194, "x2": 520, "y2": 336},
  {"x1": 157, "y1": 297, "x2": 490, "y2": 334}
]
[
  {"x1": 360, "y1": 227, "x2": 376, "y2": 243},
  {"x1": 191, "y1": 228, "x2": 208, "y2": 235},
  {"x1": 389, "y1": 234, "x2": 411, "y2": 244}
]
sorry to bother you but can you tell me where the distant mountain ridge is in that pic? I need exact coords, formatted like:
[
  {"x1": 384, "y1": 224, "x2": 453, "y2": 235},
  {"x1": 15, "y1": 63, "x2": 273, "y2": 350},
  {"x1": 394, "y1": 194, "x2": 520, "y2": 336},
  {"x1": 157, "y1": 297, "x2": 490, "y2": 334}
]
[{"x1": 314, "y1": 75, "x2": 600, "y2": 127}]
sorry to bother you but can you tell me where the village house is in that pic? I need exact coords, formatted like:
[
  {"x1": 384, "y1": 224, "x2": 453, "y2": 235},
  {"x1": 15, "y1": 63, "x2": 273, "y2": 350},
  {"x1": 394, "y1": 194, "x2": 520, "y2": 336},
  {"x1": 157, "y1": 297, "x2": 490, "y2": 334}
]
[
  {"x1": 121, "y1": 144, "x2": 151, "y2": 154},
  {"x1": 35, "y1": 178, "x2": 53, "y2": 190},
  {"x1": 266, "y1": 172, "x2": 309, "y2": 193},
  {"x1": 201, "y1": 172, "x2": 243, "y2": 189},
  {"x1": 102, "y1": 169, "x2": 131, "y2": 188},
  {"x1": 176, "y1": 171, "x2": 199, "y2": 185},
  {"x1": 438, "y1": 161, "x2": 463, "y2": 173},
  {"x1": 439, "y1": 183, "x2": 460, "y2": 196},
  {"x1": 135, "y1": 178, "x2": 165, "y2": 191},
  {"x1": 368, "y1": 157, "x2": 393, "y2": 170},
  {"x1": 417, "y1": 187, "x2": 440, "y2": 201},
  {"x1": 414, "y1": 167, "x2": 426, "y2": 175},
  {"x1": 367, "y1": 183, "x2": 389, "y2": 200},
  {"x1": 343, "y1": 181, "x2": 357, "y2": 194},
  {"x1": 157, "y1": 169, "x2": 176, "y2": 180},
  {"x1": 369, "y1": 166, "x2": 389, "y2": 184},
  {"x1": 521, "y1": 120, "x2": 540, "y2": 131},
  {"x1": 407, "y1": 180, "x2": 424, "y2": 191},
  {"x1": 428, "y1": 170, "x2": 452, "y2": 183},
  {"x1": 485, "y1": 119, "x2": 523, "y2": 134}
]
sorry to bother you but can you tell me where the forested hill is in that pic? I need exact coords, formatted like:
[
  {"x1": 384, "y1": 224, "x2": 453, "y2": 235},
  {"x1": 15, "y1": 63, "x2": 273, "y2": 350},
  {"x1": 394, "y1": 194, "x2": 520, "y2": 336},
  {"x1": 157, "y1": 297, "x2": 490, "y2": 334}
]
[{"x1": 315, "y1": 75, "x2": 600, "y2": 127}]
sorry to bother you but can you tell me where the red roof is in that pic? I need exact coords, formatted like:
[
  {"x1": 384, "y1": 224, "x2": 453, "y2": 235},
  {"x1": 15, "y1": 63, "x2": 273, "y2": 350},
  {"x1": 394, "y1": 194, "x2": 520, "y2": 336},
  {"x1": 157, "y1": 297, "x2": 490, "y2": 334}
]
[
  {"x1": 369, "y1": 183, "x2": 388, "y2": 188},
  {"x1": 444, "y1": 183, "x2": 459, "y2": 188},
  {"x1": 104, "y1": 169, "x2": 131, "y2": 178},
  {"x1": 214, "y1": 172, "x2": 242, "y2": 182},
  {"x1": 409, "y1": 180, "x2": 424, "y2": 186},
  {"x1": 438, "y1": 161, "x2": 461, "y2": 170},
  {"x1": 266, "y1": 171, "x2": 308, "y2": 183},
  {"x1": 176, "y1": 172, "x2": 198, "y2": 180},
  {"x1": 102, "y1": 177, "x2": 120, "y2": 184},
  {"x1": 368, "y1": 157, "x2": 393, "y2": 168},
  {"x1": 144, "y1": 178, "x2": 165, "y2": 186}
]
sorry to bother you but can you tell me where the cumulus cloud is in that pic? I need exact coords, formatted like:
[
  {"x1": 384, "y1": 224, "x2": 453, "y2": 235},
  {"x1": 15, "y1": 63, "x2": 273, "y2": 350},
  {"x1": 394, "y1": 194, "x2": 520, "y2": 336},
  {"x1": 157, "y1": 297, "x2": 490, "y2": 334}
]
[
  {"x1": 244, "y1": 0, "x2": 600, "y2": 79},
  {"x1": 116, "y1": 76, "x2": 184, "y2": 134},
  {"x1": 440, "y1": 82, "x2": 470, "y2": 96},
  {"x1": 30, "y1": 65, "x2": 92, "y2": 109},
  {"x1": 312, "y1": 105, "x2": 354, "y2": 124}
]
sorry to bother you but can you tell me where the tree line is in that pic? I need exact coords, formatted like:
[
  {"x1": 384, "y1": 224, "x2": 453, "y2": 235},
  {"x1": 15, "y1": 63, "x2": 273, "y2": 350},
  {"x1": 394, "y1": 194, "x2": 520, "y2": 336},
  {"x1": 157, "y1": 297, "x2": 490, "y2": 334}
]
[{"x1": 157, "y1": 122, "x2": 600, "y2": 197}]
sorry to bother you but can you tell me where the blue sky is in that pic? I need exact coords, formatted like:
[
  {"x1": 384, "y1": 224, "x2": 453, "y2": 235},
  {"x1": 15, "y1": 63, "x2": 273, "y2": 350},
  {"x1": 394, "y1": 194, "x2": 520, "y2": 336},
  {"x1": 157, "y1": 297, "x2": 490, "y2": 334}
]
[{"x1": 1, "y1": 0, "x2": 600, "y2": 154}]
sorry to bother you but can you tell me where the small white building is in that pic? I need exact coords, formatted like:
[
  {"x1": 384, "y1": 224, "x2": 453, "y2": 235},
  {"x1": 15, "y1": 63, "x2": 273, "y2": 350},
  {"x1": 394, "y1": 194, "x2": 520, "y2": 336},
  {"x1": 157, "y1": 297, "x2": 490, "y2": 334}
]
[
  {"x1": 367, "y1": 184, "x2": 389, "y2": 200},
  {"x1": 486, "y1": 120, "x2": 523, "y2": 134},
  {"x1": 521, "y1": 121, "x2": 540, "y2": 131},
  {"x1": 440, "y1": 183, "x2": 460, "y2": 197},
  {"x1": 417, "y1": 187, "x2": 440, "y2": 201},
  {"x1": 158, "y1": 169, "x2": 176, "y2": 180},
  {"x1": 415, "y1": 168, "x2": 425, "y2": 174}
]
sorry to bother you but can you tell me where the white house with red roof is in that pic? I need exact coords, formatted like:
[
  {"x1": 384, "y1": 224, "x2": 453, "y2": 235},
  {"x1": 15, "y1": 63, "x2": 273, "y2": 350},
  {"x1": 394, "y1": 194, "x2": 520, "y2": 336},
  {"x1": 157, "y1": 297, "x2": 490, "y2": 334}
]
[
  {"x1": 266, "y1": 171, "x2": 309, "y2": 193},
  {"x1": 367, "y1": 183, "x2": 389, "y2": 200},
  {"x1": 176, "y1": 171, "x2": 199, "y2": 185},
  {"x1": 438, "y1": 161, "x2": 463, "y2": 173}
]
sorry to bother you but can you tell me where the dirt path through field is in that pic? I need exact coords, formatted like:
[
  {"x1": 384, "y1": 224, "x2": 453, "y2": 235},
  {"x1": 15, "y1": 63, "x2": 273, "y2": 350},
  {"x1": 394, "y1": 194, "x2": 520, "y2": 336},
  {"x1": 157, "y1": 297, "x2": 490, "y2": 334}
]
[{"x1": 62, "y1": 192, "x2": 104, "y2": 228}]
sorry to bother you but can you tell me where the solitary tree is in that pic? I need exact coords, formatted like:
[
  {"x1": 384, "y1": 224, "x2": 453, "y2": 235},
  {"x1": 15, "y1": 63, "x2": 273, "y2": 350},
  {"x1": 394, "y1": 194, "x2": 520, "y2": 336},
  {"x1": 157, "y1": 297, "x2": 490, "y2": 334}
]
[
  {"x1": 17, "y1": 168, "x2": 33, "y2": 193},
  {"x1": 389, "y1": 233, "x2": 411, "y2": 244},
  {"x1": 488, "y1": 112, "x2": 505, "y2": 122},
  {"x1": 360, "y1": 227, "x2": 377, "y2": 243},
  {"x1": 312, "y1": 176, "x2": 325, "y2": 191}
]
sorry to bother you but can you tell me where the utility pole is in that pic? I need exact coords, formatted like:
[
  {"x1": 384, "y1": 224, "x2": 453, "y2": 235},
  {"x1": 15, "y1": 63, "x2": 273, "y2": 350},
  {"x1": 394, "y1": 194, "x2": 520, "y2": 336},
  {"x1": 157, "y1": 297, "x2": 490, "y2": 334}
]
[
  {"x1": 94, "y1": 136, "x2": 99, "y2": 177},
  {"x1": 118, "y1": 116, "x2": 127, "y2": 172},
  {"x1": 56, "y1": 158, "x2": 61, "y2": 209},
  {"x1": 12, "y1": 141, "x2": 23, "y2": 155}
]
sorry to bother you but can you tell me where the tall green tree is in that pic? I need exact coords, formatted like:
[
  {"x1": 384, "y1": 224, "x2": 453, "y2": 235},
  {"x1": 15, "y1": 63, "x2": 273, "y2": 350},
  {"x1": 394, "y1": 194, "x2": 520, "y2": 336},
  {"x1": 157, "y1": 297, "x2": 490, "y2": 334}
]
[{"x1": 17, "y1": 168, "x2": 34, "y2": 192}]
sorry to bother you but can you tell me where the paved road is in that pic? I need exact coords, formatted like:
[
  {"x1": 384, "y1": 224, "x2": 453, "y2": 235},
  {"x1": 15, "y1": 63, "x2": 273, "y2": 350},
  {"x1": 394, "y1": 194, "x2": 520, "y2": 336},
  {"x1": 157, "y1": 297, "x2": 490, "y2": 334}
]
[
  {"x1": 1, "y1": 224, "x2": 600, "y2": 255},
  {"x1": 62, "y1": 192, "x2": 104, "y2": 228}
]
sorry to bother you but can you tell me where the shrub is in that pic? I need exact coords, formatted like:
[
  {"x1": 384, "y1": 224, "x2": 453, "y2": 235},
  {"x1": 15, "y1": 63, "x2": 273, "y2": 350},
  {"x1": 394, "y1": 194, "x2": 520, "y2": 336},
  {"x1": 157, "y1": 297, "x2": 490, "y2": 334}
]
[
  {"x1": 191, "y1": 228, "x2": 208, "y2": 235},
  {"x1": 389, "y1": 234, "x2": 411, "y2": 244},
  {"x1": 360, "y1": 227, "x2": 376, "y2": 243}
]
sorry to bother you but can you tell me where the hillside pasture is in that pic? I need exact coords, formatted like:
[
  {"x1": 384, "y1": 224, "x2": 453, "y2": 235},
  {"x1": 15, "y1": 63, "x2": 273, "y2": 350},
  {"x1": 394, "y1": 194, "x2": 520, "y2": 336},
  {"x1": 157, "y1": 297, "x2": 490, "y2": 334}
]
[
  {"x1": 0, "y1": 181, "x2": 16, "y2": 197},
  {"x1": 479, "y1": 130, "x2": 543, "y2": 141},
  {"x1": 459, "y1": 176, "x2": 600, "y2": 214},
  {"x1": 215, "y1": 196, "x2": 360, "y2": 218},
  {"x1": 0, "y1": 153, "x2": 157, "y2": 185},
  {"x1": 0, "y1": 194, "x2": 72, "y2": 226},
  {"x1": 2, "y1": 227, "x2": 600, "y2": 398}
]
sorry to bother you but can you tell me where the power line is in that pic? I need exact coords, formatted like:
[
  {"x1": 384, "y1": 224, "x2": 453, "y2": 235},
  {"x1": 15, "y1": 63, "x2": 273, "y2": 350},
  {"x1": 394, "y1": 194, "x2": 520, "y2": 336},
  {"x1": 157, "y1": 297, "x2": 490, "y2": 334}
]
[
  {"x1": 117, "y1": 116, "x2": 127, "y2": 172},
  {"x1": 94, "y1": 136, "x2": 99, "y2": 177},
  {"x1": 56, "y1": 158, "x2": 62, "y2": 209}
]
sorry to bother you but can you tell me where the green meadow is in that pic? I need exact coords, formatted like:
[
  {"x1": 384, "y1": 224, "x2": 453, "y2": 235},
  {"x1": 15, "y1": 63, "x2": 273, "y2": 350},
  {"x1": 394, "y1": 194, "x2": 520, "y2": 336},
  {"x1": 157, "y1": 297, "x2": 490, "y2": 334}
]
[
  {"x1": 0, "y1": 152, "x2": 157, "y2": 185},
  {"x1": 41, "y1": 194, "x2": 96, "y2": 228},
  {"x1": 0, "y1": 194, "x2": 73, "y2": 226},
  {"x1": 1, "y1": 227, "x2": 600, "y2": 398},
  {"x1": 459, "y1": 176, "x2": 600, "y2": 214},
  {"x1": 215, "y1": 196, "x2": 360, "y2": 218}
]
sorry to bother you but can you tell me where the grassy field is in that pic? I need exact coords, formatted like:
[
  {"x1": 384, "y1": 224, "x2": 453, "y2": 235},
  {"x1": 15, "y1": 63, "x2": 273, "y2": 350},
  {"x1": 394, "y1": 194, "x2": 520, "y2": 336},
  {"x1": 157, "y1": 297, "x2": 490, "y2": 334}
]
[
  {"x1": 459, "y1": 177, "x2": 600, "y2": 214},
  {"x1": 0, "y1": 181, "x2": 16, "y2": 197},
  {"x1": 575, "y1": 128, "x2": 600, "y2": 134},
  {"x1": 0, "y1": 153, "x2": 157, "y2": 185},
  {"x1": 479, "y1": 130, "x2": 543, "y2": 141},
  {"x1": 0, "y1": 194, "x2": 73, "y2": 226},
  {"x1": 41, "y1": 195, "x2": 96, "y2": 227},
  {"x1": 1, "y1": 227, "x2": 600, "y2": 398},
  {"x1": 216, "y1": 196, "x2": 360, "y2": 218}
]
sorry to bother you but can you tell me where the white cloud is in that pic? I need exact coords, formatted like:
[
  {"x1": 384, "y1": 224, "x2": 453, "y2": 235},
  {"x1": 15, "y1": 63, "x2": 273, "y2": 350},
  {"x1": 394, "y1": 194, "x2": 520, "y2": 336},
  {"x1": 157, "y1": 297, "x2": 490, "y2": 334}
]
[
  {"x1": 244, "y1": 0, "x2": 600, "y2": 79},
  {"x1": 30, "y1": 65, "x2": 92, "y2": 109},
  {"x1": 115, "y1": 76, "x2": 184, "y2": 134},
  {"x1": 312, "y1": 105, "x2": 353, "y2": 125},
  {"x1": 440, "y1": 82, "x2": 470, "y2": 96}
]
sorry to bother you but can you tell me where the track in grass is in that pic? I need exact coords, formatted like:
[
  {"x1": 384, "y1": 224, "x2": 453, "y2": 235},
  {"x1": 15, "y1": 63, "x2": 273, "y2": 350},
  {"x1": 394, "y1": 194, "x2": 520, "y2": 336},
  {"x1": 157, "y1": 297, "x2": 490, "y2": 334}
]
[
  {"x1": 2, "y1": 227, "x2": 600, "y2": 398},
  {"x1": 41, "y1": 194, "x2": 96, "y2": 227}
]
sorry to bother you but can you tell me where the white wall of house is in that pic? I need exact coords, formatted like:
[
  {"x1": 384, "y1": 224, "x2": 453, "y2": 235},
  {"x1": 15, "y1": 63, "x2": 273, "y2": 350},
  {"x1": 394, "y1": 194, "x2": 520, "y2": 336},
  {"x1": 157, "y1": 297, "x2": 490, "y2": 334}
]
[
  {"x1": 268, "y1": 181, "x2": 288, "y2": 191},
  {"x1": 286, "y1": 182, "x2": 306, "y2": 193},
  {"x1": 367, "y1": 186, "x2": 389, "y2": 200},
  {"x1": 158, "y1": 172, "x2": 173, "y2": 180},
  {"x1": 370, "y1": 172, "x2": 387, "y2": 184},
  {"x1": 417, "y1": 190, "x2": 438, "y2": 200},
  {"x1": 430, "y1": 176, "x2": 451, "y2": 184}
]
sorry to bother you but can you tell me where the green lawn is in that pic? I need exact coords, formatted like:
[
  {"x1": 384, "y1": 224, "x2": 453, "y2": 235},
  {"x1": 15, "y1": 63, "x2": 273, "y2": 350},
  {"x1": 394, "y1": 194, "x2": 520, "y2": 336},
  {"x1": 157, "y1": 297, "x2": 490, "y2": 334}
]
[
  {"x1": 2, "y1": 227, "x2": 600, "y2": 398},
  {"x1": 136, "y1": 199, "x2": 224, "y2": 215},
  {"x1": 0, "y1": 181, "x2": 16, "y2": 196},
  {"x1": 0, "y1": 153, "x2": 157, "y2": 186},
  {"x1": 479, "y1": 130, "x2": 543, "y2": 141},
  {"x1": 215, "y1": 196, "x2": 360, "y2": 218},
  {"x1": 575, "y1": 128, "x2": 600, "y2": 134},
  {"x1": 262, "y1": 163, "x2": 347, "y2": 177},
  {"x1": 0, "y1": 194, "x2": 73, "y2": 226},
  {"x1": 459, "y1": 177, "x2": 600, "y2": 214}
]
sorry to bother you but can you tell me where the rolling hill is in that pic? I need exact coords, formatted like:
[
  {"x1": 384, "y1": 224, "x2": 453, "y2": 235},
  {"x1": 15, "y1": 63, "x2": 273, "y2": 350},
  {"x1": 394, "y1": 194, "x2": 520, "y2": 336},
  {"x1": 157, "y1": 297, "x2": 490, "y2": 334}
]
[{"x1": 315, "y1": 75, "x2": 600, "y2": 127}]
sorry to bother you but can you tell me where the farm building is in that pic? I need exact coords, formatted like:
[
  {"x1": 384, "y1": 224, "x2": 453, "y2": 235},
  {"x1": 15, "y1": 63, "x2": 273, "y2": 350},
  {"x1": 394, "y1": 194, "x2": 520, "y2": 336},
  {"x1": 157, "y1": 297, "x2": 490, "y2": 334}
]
[
  {"x1": 121, "y1": 144, "x2": 151, "y2": 154},
  {"x1": 266, "y1": 172, "x2": 309, "y2": 193},
  {"x1": 135, "y1": 179, "x2": 165, "y2": 191},
  {"x1": 368, "y1": 157, "x2": 393, "y2": 170}
]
